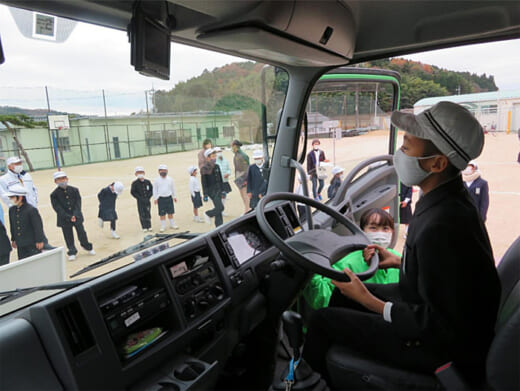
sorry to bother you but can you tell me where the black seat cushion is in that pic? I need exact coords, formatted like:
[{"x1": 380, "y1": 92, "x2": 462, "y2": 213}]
[{"x1": 326, "y1": 345, "x2": 441, "y2": 390}]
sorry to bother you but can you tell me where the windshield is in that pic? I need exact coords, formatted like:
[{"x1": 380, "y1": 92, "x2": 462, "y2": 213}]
[{"x1": 0, "y1": 5, "x2": 288, "y2": 305}]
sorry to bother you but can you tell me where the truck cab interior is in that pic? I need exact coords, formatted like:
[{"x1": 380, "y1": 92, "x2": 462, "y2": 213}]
[{"x1": 0, "y1": 1, "x2": 519, "y2": 390}]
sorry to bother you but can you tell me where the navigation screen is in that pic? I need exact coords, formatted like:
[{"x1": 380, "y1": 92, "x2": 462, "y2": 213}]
[{"x1": 227, "y1": 227, "x2": 270, "y2": 265}]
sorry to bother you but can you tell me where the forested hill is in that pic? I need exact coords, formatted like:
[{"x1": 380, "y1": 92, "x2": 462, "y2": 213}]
[
  {"x1": 365, "y1": 58, "x2": 497, "y2": 108},
  {"x1": 154, "y1": 58, "x2": 498, "y2": 112}
]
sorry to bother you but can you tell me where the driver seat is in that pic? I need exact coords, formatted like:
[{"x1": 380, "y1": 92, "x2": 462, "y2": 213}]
[{"x1": 325, "y1": 236, "x2": 520, "y2": 390}]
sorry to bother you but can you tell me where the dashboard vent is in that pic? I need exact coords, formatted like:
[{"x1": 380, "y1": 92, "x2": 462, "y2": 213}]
[{"x1": 55, "y1": 301, "x2": 95, "y2": 357}]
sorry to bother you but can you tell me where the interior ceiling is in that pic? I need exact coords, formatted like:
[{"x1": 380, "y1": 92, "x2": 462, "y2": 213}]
[{"x1": 2, "y1": 0, "x2": 520, "y2": 67}]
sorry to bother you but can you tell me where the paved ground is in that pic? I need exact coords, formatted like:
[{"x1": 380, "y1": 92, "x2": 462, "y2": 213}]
[{"x1": 3, "y1": 130, "x2": 519, "y2": 279}]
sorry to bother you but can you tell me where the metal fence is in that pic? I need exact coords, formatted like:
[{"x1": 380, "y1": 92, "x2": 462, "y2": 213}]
[{"x1": 0, "y1": 118, "x2": 262, "y2": 171}]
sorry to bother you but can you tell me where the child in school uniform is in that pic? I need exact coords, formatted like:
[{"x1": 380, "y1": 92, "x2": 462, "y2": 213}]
[
  {"x1": 327, "y1": 166, "x2": 344, "y2": 200},
  {"x1": 6, "y1": 184, "x2": 46, "y2": 260},
  {"x1": 187, "y1": 165, "x2": 204, "y2": 223},
  {"x1": 216, "y1": 147, "x2": 232, "y2": 215},
  {"x1": 201, "y1": 148, "x2": 225, "y2": 227},
  {"x1": 131, "y1": 166, "x2": 153, "y2": 232},
  {"x1": 153, "y1": 164, "x2": 178, "y2": 232},
  {"x1": 98, "y1": 181, "x2": 124, "y2": 239},
  {"x1": 246, "y1": 149, "x2": 268, "y2": 210}
]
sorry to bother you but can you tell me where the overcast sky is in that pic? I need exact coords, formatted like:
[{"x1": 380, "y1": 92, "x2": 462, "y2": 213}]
[{"x1": 1, "y1": 4, "x2": 519, "y2": 115}]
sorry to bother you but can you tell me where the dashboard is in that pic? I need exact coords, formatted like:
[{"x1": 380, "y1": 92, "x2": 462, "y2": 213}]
[{"x1": 0, "y1": 201, "x2": 304, "y2": 390}]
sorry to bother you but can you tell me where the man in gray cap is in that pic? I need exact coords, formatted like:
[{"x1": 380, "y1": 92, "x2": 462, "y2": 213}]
[
  {"x1": 303, "y1": 102, "x2": 500, "y2": 388},
  {"x1": 0, "y1": 156, "x2": 55, "y2": 250}
]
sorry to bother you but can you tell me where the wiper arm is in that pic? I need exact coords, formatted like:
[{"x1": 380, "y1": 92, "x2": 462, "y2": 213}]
[
  {"x1": 70, "y1": 231, "x2": 198, "y2": 278},
  {"x1": 0, "y1": 278, "x2": 90, "y2": 305}
]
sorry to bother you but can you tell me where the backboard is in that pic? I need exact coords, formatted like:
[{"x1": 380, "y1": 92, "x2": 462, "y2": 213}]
[{"x1": 48, "y1": 114, "x2": 70, "y2": 130}]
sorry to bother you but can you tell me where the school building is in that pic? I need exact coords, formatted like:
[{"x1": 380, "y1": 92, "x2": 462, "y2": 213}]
[
  {"x1": 0, "y1": 110, "x2": 262, "y2": 171},
  {"x1": 414, "y1": 90, "x2": 520, "y2": 133}
]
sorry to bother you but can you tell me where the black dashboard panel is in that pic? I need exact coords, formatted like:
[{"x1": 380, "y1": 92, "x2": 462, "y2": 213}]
[{"x1": 0, "y1": 202, "x2": 301, "y2": 390}]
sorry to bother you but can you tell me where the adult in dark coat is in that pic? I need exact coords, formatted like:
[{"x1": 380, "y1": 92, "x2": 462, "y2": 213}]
[
  {"x1": 246, "y1": 150, "x2": 268, "y2": 209},
  {"x1": 306, "y1": 139, "x2": 327, "y2": 200},
  {"x1": 0, "y1": 219, "x2": 11, "y2": 266},
  {"x1": 462, "y1": 161, "x2": 489, "y2": 222},
  {"x1": 98, "y1": 181, "x2": 124, "y2": 238},
  {"x1": 50, "y1": 172, "x2": 93, "y2": 260},
  {"x1": 131, "y1": 167, "x2": 153, "y2": 231},
  {"x1": 399, "y1": 182, "x2": 413, "y2": 225},
  {"x1": 201, "y1": 148, "x2": 225, "y2": 227},
  {"x1": 303, "y1": 102, "x2": 500, "y2": 388},
  {"x1": 6, "y1": 184, "x2": 45, "y2": 260}
]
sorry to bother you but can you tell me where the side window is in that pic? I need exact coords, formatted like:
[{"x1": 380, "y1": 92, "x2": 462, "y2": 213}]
[{"x1": 304, "y1": 74, "x2": 399, "y2": 200}]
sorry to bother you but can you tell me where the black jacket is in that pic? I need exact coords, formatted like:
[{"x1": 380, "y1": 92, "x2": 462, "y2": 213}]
[
  {"x1": 50, "y1": 185, "x2": 84, "y2": 227},
  {"x1": 98, "y1": 186, "x2": 118, "y2": 221},
  {"x1": 392, "y1": 176, "x2": 500, "y2": 380},
  {"x1": 306, "y1": 149, "x2": 326, "y2": 176},
  {"x1": 131, "y1": 179, "x2": 153, "y2": 203},
  {"x1": 465, "y1": 176, "x2": 489, "y2": 222},
  {"x1": 201, "y1": 162, "x2": 223, "y2": 198},
  {"x1": 0, "y1": 219, "x2": 11, "y2": 256},
  {"x1": 246, "y1": 164, "x2": 267, "y2": 199},
  {"x1": 9, "y1": 203, "x2": 45, "y2": 246}
]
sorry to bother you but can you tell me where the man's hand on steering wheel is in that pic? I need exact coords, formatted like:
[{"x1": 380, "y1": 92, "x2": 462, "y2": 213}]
[{"x1": 332, "y1": 268, "x2": 386, "y2": 314}]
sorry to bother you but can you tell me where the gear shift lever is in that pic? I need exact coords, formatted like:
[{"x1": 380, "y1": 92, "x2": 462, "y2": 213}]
[
  {"x1": 282, "y1": 311, "x2": 303, "y2": 360},
  {"x1": 271, "y1": 311, "x2": 328, "y2": 390}
]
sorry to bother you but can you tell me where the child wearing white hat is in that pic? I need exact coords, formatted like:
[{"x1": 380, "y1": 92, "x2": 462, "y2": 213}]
[
  {"x1": 153, "y1": 164, "x2": 178, "y2": 231},
  {"x1": 131, "y1": 166, "x2": 153, "y2": 232},
  {"x1": 327, "y1": 166, "x2": 344, "y2": 200},
  {"x1": 50, "y1": 171, "x2": 95, "y2": 261},
  {"x1": 6, "y1": 184, "x2": 46, "y2": 260},
  {"x1": 187, "y1": 166, "x2": 204, "y2": 223},
  {"x1": 97, "y1": 181, "x2": 124, "y2": 239},
  {"x1": 246, "y1": 149, "x2": 267, "y2": 210}
]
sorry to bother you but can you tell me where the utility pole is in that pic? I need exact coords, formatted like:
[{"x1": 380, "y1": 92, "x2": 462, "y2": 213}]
[
  {"x1": 145, "y1": 90, "x2": 151, "y2": 154},
  {"x1": 46, "y1": 86, "x2": 60, "y2": 169},
  {"x1": 102, "y1": 89, "x2": 111, "y2": 160}
]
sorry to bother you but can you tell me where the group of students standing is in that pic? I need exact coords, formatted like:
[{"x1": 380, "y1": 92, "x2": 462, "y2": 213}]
[
  {"x1": 0, "y1": 138, "x2": 270, "y2": 264},
  {"x1": 194, "y1": 139, "x2": 268, "y2": 228}
]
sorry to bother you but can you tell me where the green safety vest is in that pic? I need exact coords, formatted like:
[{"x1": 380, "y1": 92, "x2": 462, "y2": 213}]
[{"x1": 303, "y1": 248, "x2": 401, "y2": 310}]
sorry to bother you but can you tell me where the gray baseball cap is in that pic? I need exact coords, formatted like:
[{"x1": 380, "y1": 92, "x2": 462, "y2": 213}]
[{"x1": 391, "y1": 101, "x2": 484, "y2": 170}]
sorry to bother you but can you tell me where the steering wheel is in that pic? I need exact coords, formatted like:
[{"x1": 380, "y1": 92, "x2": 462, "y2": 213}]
[{"x1": 256, "y1": 192, "x2": 379, "y2": 282}]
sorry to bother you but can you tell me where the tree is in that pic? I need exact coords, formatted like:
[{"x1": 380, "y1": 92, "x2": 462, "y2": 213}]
[{"x1": 0, "y1": 114, "x2": 46, "y2": 172}]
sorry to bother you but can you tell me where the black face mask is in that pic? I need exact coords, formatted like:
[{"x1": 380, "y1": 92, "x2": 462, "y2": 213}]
[{"x1": 160, "y1": 172, "x2": 167, "y2": 177}]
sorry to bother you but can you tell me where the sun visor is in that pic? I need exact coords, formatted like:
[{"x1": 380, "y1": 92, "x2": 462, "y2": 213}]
[
  {"x1": 198, "y1": 26, "x2": 350, "y2": 67},
  {"x1": 196, "y1": 0, "x2": 355, "y2": 66}
]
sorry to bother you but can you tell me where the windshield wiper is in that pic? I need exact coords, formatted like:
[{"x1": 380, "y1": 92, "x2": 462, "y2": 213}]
[
  {"x1": 70, "y1": 231, "x2": 198, "y2": 278},
  {"x1": 0, "y1": 278, "x2": 90, "y2": 305}
]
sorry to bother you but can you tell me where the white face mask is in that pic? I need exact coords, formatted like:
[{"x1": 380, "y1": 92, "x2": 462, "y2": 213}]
[
  {"x1": 365, "y1": 231, "x2": 392, "y2": 248},
  {"x1": 255, "y1": 159, "x2": 263, "y2": 167},
  {"x1": 393, "y1": 149, "x2": 437, "y2": 187},
  {"x1": 12, "y1": 165, "x2": 23, "y2": 174},
  {"x1": 137, "y1": 174, "x2": 145, "y2": 179},
  {"x1": 313, "y1": 146, "x2": 319, "y2": 151},
  {"x1": 462, "y1": 167, "x2": 473, "y2": 175}
]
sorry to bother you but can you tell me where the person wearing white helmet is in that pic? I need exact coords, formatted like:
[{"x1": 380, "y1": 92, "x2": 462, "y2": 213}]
[
  {"x1": 97, "y1": 181, "x2": 124, "y2": 239},
  {"x1": 6, "y1": 184, "x2": 46, "y2": 260},
  {"x1": 0, "y1": 156, "x2": 55, "y2": 250},
  {"x1": 462, "y1": 160, "x2": 489, "y2": 223},
  {"x1": 246, "y1": 149, "x2": 267, "y2": 210},
  {"x1": 131, "y1": 166, "x2": 153, "y2": 232},
  {"x1": 153, "y1": 164, "x2": 178, "y2": 231},
  {"x1": 327, "y1": 166, "x2": 344, "y2": 200},
  {"x1": 50, "y1": 171, "x2": 95, "y2": 261},
  {"x1": 187, "y1": 165, "x2": 204, "y2": 223}
]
